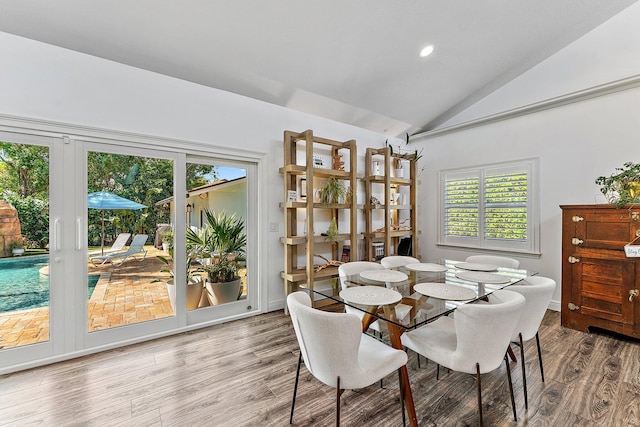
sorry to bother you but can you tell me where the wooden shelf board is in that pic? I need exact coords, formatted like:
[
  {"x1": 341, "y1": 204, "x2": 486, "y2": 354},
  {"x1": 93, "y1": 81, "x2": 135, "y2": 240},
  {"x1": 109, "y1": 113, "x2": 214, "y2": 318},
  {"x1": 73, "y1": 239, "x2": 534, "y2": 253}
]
[
  {"x1": 278, "y1": 165, "x2": 351, "y2": 179},
  {"x1": 281, "y1": 265, "x2": 340, "y2": 283}
]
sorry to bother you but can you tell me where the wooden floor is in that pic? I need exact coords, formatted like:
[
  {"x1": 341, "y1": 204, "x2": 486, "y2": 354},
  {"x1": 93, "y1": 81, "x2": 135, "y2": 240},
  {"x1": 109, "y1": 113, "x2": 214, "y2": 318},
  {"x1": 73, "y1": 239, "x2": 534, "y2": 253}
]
[{"x1": 0, "y1": 310, "x2": 638, "y2": 426}]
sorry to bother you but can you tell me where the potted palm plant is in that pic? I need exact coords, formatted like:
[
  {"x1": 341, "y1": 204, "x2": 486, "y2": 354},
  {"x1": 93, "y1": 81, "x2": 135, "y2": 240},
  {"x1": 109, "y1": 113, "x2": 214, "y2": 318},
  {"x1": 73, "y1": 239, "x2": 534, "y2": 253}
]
[
  {"x1": 187, "y1": 210, "x2": 246, "y2": 305},
  {"x1": 154, "y1": 245, "x2": 205, "y2": 311}
]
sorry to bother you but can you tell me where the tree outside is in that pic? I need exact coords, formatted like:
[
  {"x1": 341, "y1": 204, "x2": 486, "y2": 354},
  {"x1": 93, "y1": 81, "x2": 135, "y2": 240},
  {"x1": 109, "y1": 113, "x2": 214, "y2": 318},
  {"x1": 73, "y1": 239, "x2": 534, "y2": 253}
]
[{"x1": 0, "y1": 142, "x2": 218, "y2": 251}]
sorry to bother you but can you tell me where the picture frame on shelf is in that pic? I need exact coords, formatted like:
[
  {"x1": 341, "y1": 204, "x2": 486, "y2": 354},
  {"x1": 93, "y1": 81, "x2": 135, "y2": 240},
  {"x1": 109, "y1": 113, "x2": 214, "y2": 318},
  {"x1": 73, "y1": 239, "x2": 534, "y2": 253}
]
[
  {"x1": 341, "y1": 245, "x2": 351, "y2": 263},
  {"x1": 287, "y1": 190, "x2": 298, "y2": 202},
  {"x1": 299, "y1": 177, "x2": 307, "y2": 199}
]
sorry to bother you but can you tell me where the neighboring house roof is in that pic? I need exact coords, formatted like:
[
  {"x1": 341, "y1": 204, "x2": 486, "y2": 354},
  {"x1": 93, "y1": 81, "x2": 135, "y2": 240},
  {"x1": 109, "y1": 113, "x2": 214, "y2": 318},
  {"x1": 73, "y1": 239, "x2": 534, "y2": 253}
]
[{"x1": 154, "y1": 176, "x2": 246, "y2": 207}]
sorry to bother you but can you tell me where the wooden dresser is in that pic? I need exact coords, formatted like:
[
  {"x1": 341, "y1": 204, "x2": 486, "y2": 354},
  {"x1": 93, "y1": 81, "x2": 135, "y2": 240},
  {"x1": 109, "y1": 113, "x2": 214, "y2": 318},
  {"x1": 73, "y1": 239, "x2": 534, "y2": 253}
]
[{"x1": 560, "y1": 204, "x2": 640, "y2": 338}]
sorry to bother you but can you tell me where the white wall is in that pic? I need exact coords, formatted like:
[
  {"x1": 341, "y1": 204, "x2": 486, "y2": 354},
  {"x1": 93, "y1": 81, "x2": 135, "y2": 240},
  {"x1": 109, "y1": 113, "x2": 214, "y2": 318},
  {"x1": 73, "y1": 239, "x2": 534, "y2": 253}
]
[
  {"x1": 416, "y1": 3, "x2": 640, "y2": 308},
  {"x1": 0, "y1": 31, "x2": 401, "y2": 313}
]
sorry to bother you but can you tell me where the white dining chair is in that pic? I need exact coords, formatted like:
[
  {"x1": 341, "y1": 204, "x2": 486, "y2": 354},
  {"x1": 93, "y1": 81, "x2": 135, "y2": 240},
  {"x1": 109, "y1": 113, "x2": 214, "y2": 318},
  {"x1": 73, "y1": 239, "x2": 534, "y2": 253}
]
[
  {"x1": 287, "y1": 292, "x2": 408, "y2": 426},
  {"x1": 465, "y1": 254, "x2": 520, "y2": 269},
  {"x1": 338, "y1": 262, "x2": 387, "y2": 334},
  {"x1": 380, "y1": 255, "x2": 420, "y2": 270},
  {"x1": 507, "y1": 276, "x2": 556, "y2": 409},
  {"x1": 401, "y1": 289, "x2": 525, "y2": 426}
]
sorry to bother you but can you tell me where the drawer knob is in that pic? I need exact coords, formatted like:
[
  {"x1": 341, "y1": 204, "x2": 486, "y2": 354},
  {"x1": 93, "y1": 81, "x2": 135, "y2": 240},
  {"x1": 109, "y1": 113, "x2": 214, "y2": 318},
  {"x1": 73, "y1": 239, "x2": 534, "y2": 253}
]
[
  {"x1": 571, "y1": 238, "x2": 583, "y2": 245},
  {"x1": 630, "y1": 289, "x2": 639, "y2": 302},
  {"x1": 568, "y1": 302, "x2": 580, "y2": 311},
  {"x1": 568, "y1": 256, "x2": 580, "y2": 264},
  {"x1": 572, "y1": 216, "x2": 584, "y2": 222}
]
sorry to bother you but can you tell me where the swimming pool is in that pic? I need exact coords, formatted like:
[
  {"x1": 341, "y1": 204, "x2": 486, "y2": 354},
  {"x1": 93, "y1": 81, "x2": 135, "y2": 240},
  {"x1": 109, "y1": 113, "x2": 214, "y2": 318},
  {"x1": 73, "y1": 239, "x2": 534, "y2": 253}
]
[{"x1": 0, "y1": 256, "x2": 99, "y2": 313}]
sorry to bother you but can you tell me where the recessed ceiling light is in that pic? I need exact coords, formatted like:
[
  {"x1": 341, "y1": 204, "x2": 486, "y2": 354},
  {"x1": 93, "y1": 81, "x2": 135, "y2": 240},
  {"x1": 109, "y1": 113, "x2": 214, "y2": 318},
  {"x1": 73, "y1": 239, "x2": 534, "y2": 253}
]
[{"x1": 420, "y1": 44, "x2": 434, "y2": 58}]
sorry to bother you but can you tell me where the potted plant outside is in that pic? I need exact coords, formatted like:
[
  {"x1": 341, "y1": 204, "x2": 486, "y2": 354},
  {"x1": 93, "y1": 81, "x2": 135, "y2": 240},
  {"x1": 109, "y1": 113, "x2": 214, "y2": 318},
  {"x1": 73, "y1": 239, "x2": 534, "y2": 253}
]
[
  {"x1": 161, "y1": 230, "x2": 174, "y2": 252},
  {"x1": 10, "y1": 238, "x2": 25, "y2": 256},
  {"x1": 153, "y1": 246, "x2": 205, "y2": 311},
  {"x1": 187, "y1": 210, "x2": 246, "y2": 306},
  {"x1": 595, "y1": 162, "x2": 640, "y2": 208}
]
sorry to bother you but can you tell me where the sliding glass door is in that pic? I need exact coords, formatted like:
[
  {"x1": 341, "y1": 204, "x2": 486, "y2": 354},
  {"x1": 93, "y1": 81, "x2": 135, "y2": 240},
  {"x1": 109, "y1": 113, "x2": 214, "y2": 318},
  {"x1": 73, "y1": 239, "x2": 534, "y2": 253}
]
[
  {"x1": 185, "y1": 157, "x2": 256, "y2": 323},
  {"x1": 0, "y1": 129, "x2": 261, "y2": 374},
  {"x1": 82, "y1": 142, "x2": 180, "y2": 346},
  {"x1": 0, "y1": 131, "x2": 62, "y2": 368}
]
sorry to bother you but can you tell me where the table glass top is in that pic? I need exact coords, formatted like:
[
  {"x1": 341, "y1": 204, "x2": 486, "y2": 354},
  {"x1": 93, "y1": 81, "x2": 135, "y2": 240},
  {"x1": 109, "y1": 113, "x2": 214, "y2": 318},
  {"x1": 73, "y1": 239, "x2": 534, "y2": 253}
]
[{"x1": 302, "y1": 259, "x2": 535, "y2": 330}]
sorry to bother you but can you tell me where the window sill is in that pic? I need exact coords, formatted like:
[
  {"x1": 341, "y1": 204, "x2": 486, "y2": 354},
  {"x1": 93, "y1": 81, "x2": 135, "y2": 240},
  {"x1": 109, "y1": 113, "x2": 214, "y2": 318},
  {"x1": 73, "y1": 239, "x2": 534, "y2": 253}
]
[{"x1": 436, "y1": 242, "x2": 541, "y2": 257}]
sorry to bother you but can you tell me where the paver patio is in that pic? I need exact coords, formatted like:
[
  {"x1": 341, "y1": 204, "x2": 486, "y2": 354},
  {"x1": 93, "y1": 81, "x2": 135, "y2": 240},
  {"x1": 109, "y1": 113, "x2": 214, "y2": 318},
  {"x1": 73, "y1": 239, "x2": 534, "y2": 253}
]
[{"x1": 0, "y1": 246, "x2": 174, "y2": 350}]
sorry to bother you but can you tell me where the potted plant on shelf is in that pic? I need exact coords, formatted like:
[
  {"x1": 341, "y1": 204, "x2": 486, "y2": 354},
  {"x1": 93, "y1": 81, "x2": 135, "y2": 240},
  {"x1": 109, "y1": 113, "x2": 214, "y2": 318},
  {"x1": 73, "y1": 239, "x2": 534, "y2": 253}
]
[
  {"x1": 595, "y1": 162, "x2": 640, "y2": 208},
  {"x1": 318, "y1": 176, "x2": 347, "y2": 206},
  {"x1": 187, "y1": 210, "x2": 246, "y2": 305},
  {"x1": 10, "y1": 238, "x2": 25, "y2": 256},
  {"x1": 153, "y1": 245, "x2": 205, "y2": 312}
]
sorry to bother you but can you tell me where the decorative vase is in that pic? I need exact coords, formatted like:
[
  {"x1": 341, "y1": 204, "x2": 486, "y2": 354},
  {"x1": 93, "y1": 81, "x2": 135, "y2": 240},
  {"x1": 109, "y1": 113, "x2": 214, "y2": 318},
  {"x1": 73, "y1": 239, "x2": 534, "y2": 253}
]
[
  {"x1": 206, "y1": 277, "x2": 242, "y2": 305},
  {"x1": 373, "y1": 161, "x2": 381, "y2": 176},
  {"x1": 395, "y1": 168, "x2": 404, "y2": 179},
  {"x1": 627, "y1": 182, "x2": 640, "y2": 199}
]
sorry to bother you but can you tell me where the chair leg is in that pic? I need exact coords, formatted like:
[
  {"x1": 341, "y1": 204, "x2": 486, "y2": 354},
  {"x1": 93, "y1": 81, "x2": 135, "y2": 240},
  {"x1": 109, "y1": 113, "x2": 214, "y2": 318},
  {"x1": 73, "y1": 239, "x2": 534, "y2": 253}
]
[
  {"x1": 290, "y1": 352, "x2": 302, "y2": 424},
  {"x1": 436, "y1": 363, "x2": 440, "y2": 380},
  {"x1": 536, "y1": 332, "x2": 545, "y2": 382},
  {"x1": 519, "y1": 333, "x2": 528, "y2": 410},
  {"x1": 505, "y1": 354, "x2": 517, "y2": 421},
  {"x1": 398, "y1": 368, "x2": 406, "y2": 427},
  {"x1": 417, "y1": 352, "x2": 420, "y2": 368},
  {"x1": 476, "y1": 363, "x2": 483, "y2": 427},
  {"x1": 336, "y1": 376, "x2": 341, "y2": 426}
]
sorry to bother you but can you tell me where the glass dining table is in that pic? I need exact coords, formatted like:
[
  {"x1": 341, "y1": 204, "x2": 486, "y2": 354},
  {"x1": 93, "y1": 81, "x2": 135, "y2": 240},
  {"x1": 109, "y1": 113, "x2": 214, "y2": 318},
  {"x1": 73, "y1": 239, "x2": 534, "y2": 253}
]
[{"x1": 301, "y1": 259, "x2": 536, "y2": 427}]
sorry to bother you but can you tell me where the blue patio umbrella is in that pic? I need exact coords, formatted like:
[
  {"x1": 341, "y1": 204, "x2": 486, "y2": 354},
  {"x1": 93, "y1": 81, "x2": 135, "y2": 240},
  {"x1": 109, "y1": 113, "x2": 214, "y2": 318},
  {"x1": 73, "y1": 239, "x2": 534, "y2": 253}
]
[{"x1": 88, "y1": 191, "x2": 147, "y2": 255}]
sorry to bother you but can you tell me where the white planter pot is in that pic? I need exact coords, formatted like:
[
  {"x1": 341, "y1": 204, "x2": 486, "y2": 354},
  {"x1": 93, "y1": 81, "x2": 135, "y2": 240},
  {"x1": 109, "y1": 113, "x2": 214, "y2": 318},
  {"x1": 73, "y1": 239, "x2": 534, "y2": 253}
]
[
  {"x1": 167, "y1": 280, "x2": 176, "y2": 312},
  {"x1": 12, "y1": 248, "x2": 25, "y2": 256},
  {"x1": 206, "y1": 278, "x2": 242, "y2": 305},
  {"x1": 186, "y1": 277, "x2": 204, "y2": 310},
  {"x1": 395, "y1": 168, "x2": 404, "y2": 178},
  {"x1": 167, "y1": 277, "x2": 205, "y2": 312},
  {"x1": 162, "y1": 242, "x2": 169, "y2": 252}
]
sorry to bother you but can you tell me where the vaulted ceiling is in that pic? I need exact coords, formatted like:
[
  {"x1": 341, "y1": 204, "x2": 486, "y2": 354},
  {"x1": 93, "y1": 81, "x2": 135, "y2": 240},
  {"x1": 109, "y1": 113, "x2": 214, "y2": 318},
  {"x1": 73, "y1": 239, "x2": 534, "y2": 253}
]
[{"x1": 0, "y1": 1, "x2": 636, "y2": 136}]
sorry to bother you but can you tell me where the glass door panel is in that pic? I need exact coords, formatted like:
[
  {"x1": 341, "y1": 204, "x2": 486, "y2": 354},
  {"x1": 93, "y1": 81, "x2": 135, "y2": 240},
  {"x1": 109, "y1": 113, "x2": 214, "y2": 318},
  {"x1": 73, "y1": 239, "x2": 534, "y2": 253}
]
[
  {"x1": 0, "y1": 138, "x2": 51, "y2": 351},
  {"x1": 86, "y1": 149, "x2": 175, "y2": 332},
  {"x1": 185, "y1": 161, "x2": 249, "y2": 311}
]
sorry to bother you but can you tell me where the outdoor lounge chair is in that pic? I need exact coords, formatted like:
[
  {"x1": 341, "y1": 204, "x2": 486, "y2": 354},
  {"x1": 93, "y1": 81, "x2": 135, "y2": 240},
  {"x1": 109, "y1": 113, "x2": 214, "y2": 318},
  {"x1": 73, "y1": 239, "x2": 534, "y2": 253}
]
[
  {"x1": 87, "y1": 233, "x2": 131, "y2": 257},
  {"x1": 90, "y1": 234, "x2": 149, "y2": 267}
]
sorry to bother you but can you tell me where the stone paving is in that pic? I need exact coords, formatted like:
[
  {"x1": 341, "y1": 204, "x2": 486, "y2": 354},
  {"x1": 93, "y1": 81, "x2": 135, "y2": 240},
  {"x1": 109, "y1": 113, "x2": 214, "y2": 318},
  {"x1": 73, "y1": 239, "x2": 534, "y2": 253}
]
[{"x1": 0, "y1": 246, "x2": 174, "y2": 350}]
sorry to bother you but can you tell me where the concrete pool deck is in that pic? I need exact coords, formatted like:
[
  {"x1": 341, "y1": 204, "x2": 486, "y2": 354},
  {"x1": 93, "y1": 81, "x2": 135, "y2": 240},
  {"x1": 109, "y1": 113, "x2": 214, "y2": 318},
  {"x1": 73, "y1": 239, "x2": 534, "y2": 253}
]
[{"x1": 0, "y1": 246, "x2": 174, "y2": 350}]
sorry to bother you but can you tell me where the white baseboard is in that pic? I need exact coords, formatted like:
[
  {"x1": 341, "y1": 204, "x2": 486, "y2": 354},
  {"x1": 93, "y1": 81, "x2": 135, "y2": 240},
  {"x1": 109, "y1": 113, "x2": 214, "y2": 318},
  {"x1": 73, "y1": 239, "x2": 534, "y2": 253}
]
[{"x1": 548, "y1": 299, "x2": 561, "y2": 312}]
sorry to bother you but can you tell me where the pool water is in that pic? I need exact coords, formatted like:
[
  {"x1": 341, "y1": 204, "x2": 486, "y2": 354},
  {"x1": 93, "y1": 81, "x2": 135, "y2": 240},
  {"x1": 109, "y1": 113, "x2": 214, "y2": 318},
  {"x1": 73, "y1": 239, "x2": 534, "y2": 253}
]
[{"x1": 0, "y1": 256, "x2": 99, "y2": 313}]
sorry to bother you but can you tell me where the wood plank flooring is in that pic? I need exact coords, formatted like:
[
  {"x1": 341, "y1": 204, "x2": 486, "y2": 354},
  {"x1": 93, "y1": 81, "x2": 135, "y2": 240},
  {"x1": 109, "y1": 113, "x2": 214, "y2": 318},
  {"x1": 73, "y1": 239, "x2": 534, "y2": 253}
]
[{"x1": 0, "y1": 310, "x2": 638, "y2": 426}]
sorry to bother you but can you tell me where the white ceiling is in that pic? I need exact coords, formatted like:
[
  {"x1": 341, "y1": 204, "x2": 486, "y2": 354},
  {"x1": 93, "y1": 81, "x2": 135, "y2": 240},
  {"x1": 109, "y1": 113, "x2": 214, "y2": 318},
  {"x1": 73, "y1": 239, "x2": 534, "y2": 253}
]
[{"x1": 0, "y1": 0, "x2": 636, "y2": 136}]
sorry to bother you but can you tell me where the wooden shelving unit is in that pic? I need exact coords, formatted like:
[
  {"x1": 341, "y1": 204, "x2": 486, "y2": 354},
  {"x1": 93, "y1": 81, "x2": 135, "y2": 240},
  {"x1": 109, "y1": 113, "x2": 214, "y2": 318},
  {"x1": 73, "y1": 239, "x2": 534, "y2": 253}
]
[
  {"x1": 363, "y1": 147, "x2": 418, "y2": 261},
  {"x1": 280, "y1": 130, "x2": 358, "y2": 308}
]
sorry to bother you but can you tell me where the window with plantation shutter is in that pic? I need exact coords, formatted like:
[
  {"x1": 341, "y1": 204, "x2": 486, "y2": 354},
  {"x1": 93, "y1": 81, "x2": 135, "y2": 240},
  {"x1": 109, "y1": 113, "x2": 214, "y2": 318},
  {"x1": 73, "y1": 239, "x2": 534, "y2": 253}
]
[{"x1": 439, "y1": 159, "x2": 539, "y2": 254}]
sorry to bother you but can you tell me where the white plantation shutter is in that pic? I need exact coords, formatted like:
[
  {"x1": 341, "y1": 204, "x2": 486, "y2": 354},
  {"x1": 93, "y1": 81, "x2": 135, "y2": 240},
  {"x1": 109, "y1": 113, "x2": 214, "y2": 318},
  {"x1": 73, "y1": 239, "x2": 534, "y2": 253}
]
[
  {"x1": 484, "y1": 166, "x2": 528, "y2": 242},
  {"x1": 439, "y1": 159, "x2": 538, "y2": 253},
  {"x1": 444, "y1": 172, "x2": 479, "y2": 238}
]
